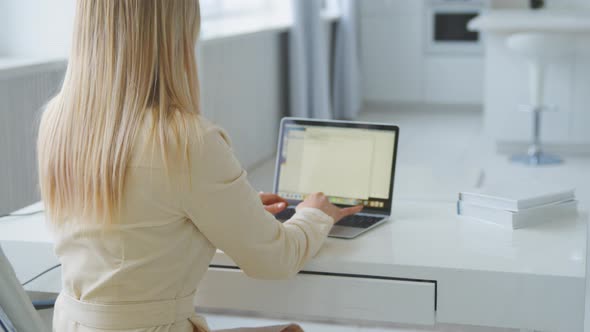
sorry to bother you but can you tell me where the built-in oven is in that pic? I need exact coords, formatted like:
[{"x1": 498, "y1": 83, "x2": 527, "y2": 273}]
[{"x1": 425, "y1": 0, "x2": 489, "y2": 55}]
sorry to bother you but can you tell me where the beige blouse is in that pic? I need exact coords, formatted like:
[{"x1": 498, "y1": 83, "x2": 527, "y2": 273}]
[{"x1": 50, "y1": 117, "x2": 334, "y2": 332}]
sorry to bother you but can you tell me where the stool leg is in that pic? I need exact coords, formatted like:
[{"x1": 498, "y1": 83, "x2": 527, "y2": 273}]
[
  {"x1": 510, "y1": 63, "x2": 563, "y2": 166},
  {"x1": 528, "y1": 108, "x2": 542, "y2": 157},
  {"x1": 526, "y1": 63, "x2": 546, "y2": 161},
  {"x1": 511, "y1": 107, "x2": 562, "y2": 165},
  {"x1": 529, "y1": 62, "x2": 544, "y2": 107},
  {"x1": 528, "y1": 108, "x2": 543, "y2": 158}
]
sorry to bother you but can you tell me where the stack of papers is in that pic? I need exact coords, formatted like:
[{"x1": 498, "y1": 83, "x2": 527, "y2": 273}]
[{"x1": 457, "y1": 185, "x2": 578, "y2": 229}]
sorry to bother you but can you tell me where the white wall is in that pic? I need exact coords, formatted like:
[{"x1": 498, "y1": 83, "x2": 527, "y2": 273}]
[
  {"x1": 360, "y1": 1, "x2": 424, "y2": 104},
  {"x1": 0, "y1": 61, "x2": 67, "y2": 215},
  {"x1": 0, "y1": 1, "x2": 7, "y2": 55},
  {"x1": 199, "y1": 33, "x2": 286, "y2": 170},
  {"x1": 546, "y1": 0, "x2": 590, "y2": 10},
  {"x1": 359, "y1": 0, "x2": 484, "y2": 108},
  {"x1": 1, "y1": 0, "x2": 75, "y2": 58}
]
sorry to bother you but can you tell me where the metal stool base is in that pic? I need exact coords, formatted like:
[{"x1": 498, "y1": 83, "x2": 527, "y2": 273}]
[
  {"x1": 510, "y1": 153, "x2": 562, "y2": 166},
  {"x1": 509, "y1": 104, "x2": 564, "y2": 167}
]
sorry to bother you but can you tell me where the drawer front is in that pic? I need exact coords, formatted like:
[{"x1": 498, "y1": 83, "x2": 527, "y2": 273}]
[{"x1": 196, "y1": 268, "x2": 436, "y2": 325}]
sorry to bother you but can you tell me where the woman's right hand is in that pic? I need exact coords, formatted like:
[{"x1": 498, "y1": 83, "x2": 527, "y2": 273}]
[{"x1": 296, "y1": 192, "x2": 363, "y2": 224}]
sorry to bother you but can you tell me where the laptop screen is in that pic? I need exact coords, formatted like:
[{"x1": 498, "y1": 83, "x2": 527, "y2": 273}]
[{"x1": 275, "y1": 119, "x2": 398, "y2": 214}]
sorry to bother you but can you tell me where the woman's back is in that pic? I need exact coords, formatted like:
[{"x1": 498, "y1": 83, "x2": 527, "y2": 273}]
[
  {"x1": 50, "y1": 115, "x2": 212, "y2": 331},
  {"x1": 53, "y1": 117, "x2": 214, "y2": 301},
  {"x1": 49, "y1": 114, "x2": 334, "y2": 331}
]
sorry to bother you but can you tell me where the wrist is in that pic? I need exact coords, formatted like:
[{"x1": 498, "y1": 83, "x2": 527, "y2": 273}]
[{"x1": 295, "y1": 207, "x2": 335, "y2": 225}]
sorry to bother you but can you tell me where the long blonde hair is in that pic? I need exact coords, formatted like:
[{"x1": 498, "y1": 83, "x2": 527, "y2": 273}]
[{"x1": 38, "y1": 0, "x2": 202, "y2": 224}]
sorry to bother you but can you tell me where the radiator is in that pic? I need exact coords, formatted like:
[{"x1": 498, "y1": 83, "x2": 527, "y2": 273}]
[{"x1": 0, "y1": 60, "x2": 67, "y2": 215}]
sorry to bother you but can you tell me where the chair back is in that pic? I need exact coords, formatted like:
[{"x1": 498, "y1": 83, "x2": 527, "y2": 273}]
[{"x1": 0, "y1": 247, "x2": 47, "y2": 332}]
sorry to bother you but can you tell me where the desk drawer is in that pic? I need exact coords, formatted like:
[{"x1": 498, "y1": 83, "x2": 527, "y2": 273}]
[{"x1": 196, "y1": 268, "x2": 435, "y2": 325}]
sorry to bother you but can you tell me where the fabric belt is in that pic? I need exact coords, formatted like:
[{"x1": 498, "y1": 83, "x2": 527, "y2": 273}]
[{"x1": 56, "y1": 291, "x2": 196, "y2": 330}]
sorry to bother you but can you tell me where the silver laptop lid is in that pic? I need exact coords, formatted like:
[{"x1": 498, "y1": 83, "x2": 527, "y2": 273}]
[{"x1": 273, "y1": 118, "x2": 400, "y2": 216}]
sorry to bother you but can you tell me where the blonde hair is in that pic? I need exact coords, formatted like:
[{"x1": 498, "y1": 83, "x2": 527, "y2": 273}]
[{"x1": 38, "y1": 0, "x2": 202, "y2": 224}]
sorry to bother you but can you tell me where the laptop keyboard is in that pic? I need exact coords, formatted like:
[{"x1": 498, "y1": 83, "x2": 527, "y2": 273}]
[
  {"x1": 275, "y1": 208, "x2": 383, "y2": 229},
  {"x1": 336, "y1": 214, "x2": 383, "y2": 228}
]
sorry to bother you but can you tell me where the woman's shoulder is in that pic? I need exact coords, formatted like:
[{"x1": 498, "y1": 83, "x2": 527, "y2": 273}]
[
  {"x1": 181, "y1": 115, "x2": 234, "y2": 156},
  {"x1": 130, "y1": 114, "x2": 233, "y2": 170},
  {"x1": 188, "y1": 117, "x2": 239, "y2": 176},
  {"x1": 195, "y1": 116, "x2": 232, "y2": 145}
]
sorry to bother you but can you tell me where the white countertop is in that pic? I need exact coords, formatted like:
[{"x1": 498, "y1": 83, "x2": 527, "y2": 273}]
[
  {"x1": 469, "y1": 9, "x2": 590, "y2": 33},
  {"x1": 213, "y1": 201, "x2": 587, "y2": 279},
  {"x1": 3, "y1": 199, "x2": 586, "y2": 280}
]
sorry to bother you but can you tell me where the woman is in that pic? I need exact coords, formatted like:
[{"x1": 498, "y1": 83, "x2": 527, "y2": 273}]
[{"x1": 37, "y1": 1, "x2": 362, "y2": 331}]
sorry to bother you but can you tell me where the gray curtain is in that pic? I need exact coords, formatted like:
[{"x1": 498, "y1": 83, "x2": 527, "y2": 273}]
[
  {"x1": 332, "y1": 0, "x2": 362, "y2": 120},
  {"x1": 289, "y1": 0, "x2": 332, "y2": 119}
]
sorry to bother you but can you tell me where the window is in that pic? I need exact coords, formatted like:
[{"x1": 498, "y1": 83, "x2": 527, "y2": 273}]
[
  {"x1": 200, "y1": 0, "x2": 338, "y2": 20},
  {"x1": 200, "y1": 0, "x2": 275, "y2": 18},
  {"x1": 321, "y1": 0, "x2": 340, "y2": 15},
  {"x1": 199, "y1": 0, "x2": 340, "y2": 40}
]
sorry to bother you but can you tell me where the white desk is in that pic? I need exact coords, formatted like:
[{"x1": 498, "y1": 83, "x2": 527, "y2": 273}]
[{"x1": 1, "y1": 199, "x2": 586, "y2": 331}]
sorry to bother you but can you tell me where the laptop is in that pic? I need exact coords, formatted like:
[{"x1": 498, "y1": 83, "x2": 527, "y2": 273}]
[{"x1": 273, "y1": 117, "x2": 400, "y2": 239}]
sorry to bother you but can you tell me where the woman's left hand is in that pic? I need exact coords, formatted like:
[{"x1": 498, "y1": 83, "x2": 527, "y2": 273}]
[{"x1": 259, "y1": 193, "x2": 288, "y2": 215}]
